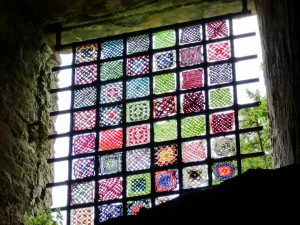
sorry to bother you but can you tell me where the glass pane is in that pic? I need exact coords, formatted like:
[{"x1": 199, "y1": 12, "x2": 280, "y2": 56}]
[
  {"x1": 73, "y1": 109, "x2": 96, "y2": 131},
  {"x1": 206, "y1": 20, "x2": 229, "y2": 40},
  {"x1": 210, "y1": 111, "x2": 235, "y2": 134},
  {"x1": 211, "y1": 135, "x2": 236, "y2": 158},
  {"x1": 179, "y1": 46, "x2": 203, "y2": 67},
  {"x1": 73, "y1": 133, "x2": 96, "y2": 155},
  {"x1": 98, "y1": 177, "x2": 123, "y2": 201},
  {"x1": 153, "y1": 96, "x2": 177, "y2": 119},
  {"x1": 75, "y1": 43, "x2": 98, "y2": 64},
  {"x1": 180, "y1": 68, "x2": 204, "y2": 90},
  {"x1": 98, "y1": 203, "x2": 123, "y2": 223},
  {"x1": 74, "y1": 87, "x2": 97, "y2": 109},
  {"x1": 126, "y1": 77, "x2": 149, "y2": 99},
  {"x1": 182, "y1": 165, "x2": 208, "y2": 189},
  {"x1": 127, "y1": 199, "x2": 151, "y2": 215},
  {"x1": 182, "y1": 139, "x2": 207, "y2": 163},
  {"x1": 153, "y1": 73, "x2": 176, "y2": 95},
  {"x1": 181, "y1": 116, "x2": 206, "y2": 138},
  {"x1": 126, "y1": 148, "x2": 151, "y2": 171},
  {"x1": 207, "y1": 41, "x2": 231, "y2": 62},
  {"x1": 181, "y1": 91, "x2": 205, "y2": 114},
  {"x1": 154, "y1": 144, "x2": 178, "y2": 167},
  {"x1": 208, "y1": 63, "x2": 232, "y2": 86},
  {"x1": 209, "y1": 87, "x2": 233, "y2": 109},
  {"x1": 153, "y1": 50, "x2": 176, "y2": 72},
  {"x1": 99, "y1": 128, "x2": 123, "y2": 151},
  {"x1": 126, "y1": 100, "x2": 150, "y2": 123},
  {"x1": 126, "y1": 124, "x2": 150, "y2": 146},
  {"x1": 155, "y1": 169, "x2": 179, "y2": 192},
  {"x1": 75, "y1": 64, "x2": 97, "y2": 85},
  {"x1": 71, "y1": 207, "x2": 94, "y2": 225},
  {"x1": 72, "y1": 157, "x2": 95, "y2": 180},
  {"x1": 99, "y1": 152, "x2": 122, "y2": 175},
  {"x1": 212, "y1": 161, "x2": 237, "y2": 184},
  {"x1": 154, "y1": 120, "x2": 177, "y2": 142},
  {"x1": 179, "y1": 24, "x2": 202, "y2": 45},
  {"x1": 100, "y1": 60, "x2": 123, "y2": 81},
  {"x1": 99, "y1": 105, "x2": 123, "y2": 127},
  {"x1": 127, "y1": 34, "x2": 149, "y2": 54},
  {"x1": 101, "y1": 39, "x2": 123, "y2": 59},
  {"x1": 51, "y1": 186, "x2": 68, "y2": 208},
  {"x1": 127, "y1": 55, "x2": 150, "y2": 76},
  {"x1": 100, "y1": 82, "x2": 123, "y2": 104},
  {"x1": 70, "y1": 182, "x2": 94, "y2": 205},
  {"x1": 153, "y1": 29, "x2": 175, "y2": 49},
  {"x1": 127, "y1": 173, "x2": 151, "y2": 197}
]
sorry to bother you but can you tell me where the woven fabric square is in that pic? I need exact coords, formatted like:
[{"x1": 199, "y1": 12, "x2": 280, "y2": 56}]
[
  {"x1": 75, "y1": 64, "x2": 97, "y2": 85},
  {"x1": 98, "y1": 204, "x2": 123, "y2": 223},
  {"x1": 98, "y1": 177, "x2": 123, "y2": 201},
  {"x1": 153, "y1": 96, "x2": 176, "y2": 119},
  {"x1": 126, "y1": 124, "x2": 150, "y2": 146},
  {"x1": 154, "y1": 120, "x2": 177, "y2": 142},
  {"x1": 73, "y1": 157, "x2": 95, "y2": 179},
  {"x1": 210, "y1": 112, "x2": 234, "y2": 134},
  {"x1": 73, "y1": 109, "x2": 96, "y2": 131},
  {"x1": 182, "y1": 140, "x2": 207, "y2": 163},
  {"x1": 183, "y1": 165, "x2": 208, "y2": 189},
  {"x1": 182, "y1": 116, "x2": 206, "y2": 138},
  {"x1": 153, "y1": 73, "x2": 176, "y2": 95},
  {"x1": 100, "y1": 60, "x2": 123, "y2": 81},
  {"x1": 179, "y1": 25, "x2": 202, "y2": 45},
  {"x1": 126, "y1": 77, "x2": 149, "y2": 99},
  {"x1": 99, "y1": 128, "x2": 123, "y2": 150},
  {"x1": 182, "y1": 92, "x2": 205, "y2": 113},
  {"x1": 126, "y1": 148, "x2": 151, "y2": 171},
  {"x1": 101, "y1": 39, "x2": 123, "y2": 59},
  {"x1": 210, "y1": 88, "x2": 233, "y2": 108},
  {"x1": 127, "y1": 199, "x2": 151, "y2": 215},
  {"x1": 71, "y1": 182, "x2": 94, "y2": 205},
  {"x1": 207, "y1": 41, "x2": 231, "y2": 62},
  {"x1": 127, "y1": 34, "x2": 149, "y2": 54},
  {"x1": 153, "y1": 29, "x2": 176, "y2": 49},
  {"x1": 99, "y1": 105, "x2": 122, "y2": 127},
  {"x1": 206, "y1": 20, "x2": 229, "y2": 40},
  {"x1": 100, "y1": 82, "x2": 123, "y2": 104},
  {"x1": 212, "y1": 136, "x2": 236, "y2": 158},
  {"x1": 99, "y1": 153, "x2": 122, "y2": 175},
  {"x1": 126, "y1": 100, "x2": 150, "y2": 123},
  {"x1": 153, "y1": 50, "x2": 176, "y2": 72},
  {"x1": 181, "y1": 69, "x2": 204, "y2": 90},
  {"x1": 180, "y1": 46, "x2": 203, "y2": 67},
  {"x1": 155, "y1": 144, "x2": 178, "y2": 167},
  {"x1": 155, "y1": 170, "x2": 178, "y2": 192},
  {"x1": 73, "y1": 133, "x2": 96, "y2": 155},
  {"x1": 74, "y1": 87, "x2": 97, "y2": 108},
  {"x1": 71, "y1": 207, "x2": 94, "y2": 225},
  {"x1": 155, "y1": 195, "x2": 179, "y2": 205},
  {"x1": 208, "y1": 63, "x2": 232, "y2": 85},
  {"x1": 127, "y1": 173, "x2": 151, "y2": 197},
  {"x1": 127, "y1": 55, "x2": 150, "y2": 76},
  {"x1": 212, "y1": 161, "x2": 237, "y2": 182},
  {"x1": 75, "y1": 43, "x2": 98, "y2": 64}
]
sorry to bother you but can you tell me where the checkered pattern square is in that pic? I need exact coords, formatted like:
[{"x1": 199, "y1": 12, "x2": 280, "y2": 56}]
[
  {"x1": 99, "y1": 152, "x2": 122, "y2": 175},
  {"x1": 127, "y1": 173, "x2": 151, "y2": 197},
  {"x1": 75, "y1": 64, "x2": 97, "y2": 85},
  {"x1": 74, "y1": 87, "x2": 97, "y2": 109},
  {"x1": 208, "y1": 63, "x2": 232, "y2": 85},
  {"x1": 99, "y1": 128, "x2": 123, "y2": 150},
  {"x1": 126, "y1": 124, "x2": 150, "y2": 146},
  {"x1": 210, "y1": 112, "x2": 234, "y2": 134},
  {"x1": 98, "y1": 204, "x2": 123, "y2": 223},
  {"x1": 71, "y1": 207, "x2": 94, "y2": 225},
  {"x1": 126, "y1": 100, "x2": 150, "y2": 122},
  {"x1": 179, "y1": 25, "x2": 202, "y2": 44},
  {"x1": 100, "y1": 82, "x2": 123, "y2": 104},
  {"x1": 153, "y1": 73, "x2": 176, "y2": 94},
  {"x1": 182, "y1": 116, "x2": 206, "y2": 138},
  {"x1": 99, "y1": 105, "x2": 122, "y2": 127},
  {"x1": 155, "y1": 170, "x2": 178, "y2": 192},
  {"x1": 154, "y1": 120, "x2": 177, "y2": 142},
  {"x1": 73, "y1": 157, "x2": 95, "y2": 179},
  {"x1": 209, "y1": 87, "x2": 233, "y2": 108},
  {"x1": 126, "y1": 77, "x2": 149, "y2": 99},
  {"x1": 100, "y1": 60, "x2": 123, "y2": 81},
  {"x1": 180, "y1": 46, "x2": 203, "y2": 67},
  {"x1": 181, "y1": 69, "x2": 204, "y2": 90},
  {"x1": 75, "y1": 43, "x2": 98, "y2": 64},
  {"x1": 155, "y1": 144, "x2": 178, "y2": 167},
  {"x1": 98, "y1": 177, "x2": 123, "y2": 201},
  {"x1": 153, "y1": 50, "x2": 176, "y2": 72},
  {"x1": 73, "y1": 133, "x2": 96, "y2": 155},
  {"x1": 207, "y1": 41, "x2": 231, "y2": 62},
  {"x1": 127, "y1": 55, "x2": 150, "y2": 76},
  {"x1": 126, "y1": 148, "x2": 151, "y2": 171},
  {"x1": 127, "y1": 199, "x2": 151, "y2": 215},
  {"x1": 153, "y1": 96, "x2": 176, "y2": 119},
  {"x1": 206, "y1": 20, "x2": 229, "y2": 40},
  {"x1": 127, "y1": 34, "x2": 149, "y2": 54},
  {"x1": 153, "y1": 29, "x2": 176, "y2": 49},
  {"x1": 182, "y1": 140, "x2": 207, "y2": 163},
  {"x1": 182, "y1": 92, "x2": 205, "y2": 114},
  {"x1": 71, "y1": 182, "x2": 94, "y2": 205},
  {"x1": 101, "y1": 39, "x2": 123, "y2": 59},
  {"x1": 182, "y1": 165, "x2": 208, "y2": 189},
  {"x1": 73, "y1": 109, "x2": 96, "y2": 131}
]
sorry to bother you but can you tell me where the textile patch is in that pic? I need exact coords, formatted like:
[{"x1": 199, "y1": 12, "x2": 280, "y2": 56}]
[
  {"x1": 127, "y1": 173, "x2": 151, "y2": 197},
  {"x1": 98, "y1": 204, "x2": 123, "y2": 223},
  {"x1": 153, "y1": 96, "x2": 176, "y2": 119},
  {"x1": 73, "y1": 133, "x2": 96, "y2": 155},
  {"x1": 100, "y1": 82, "x2": 123, "y2": 104},
  {"x1": 182, "y1": 140, "x2": 207, "y2": 163},
  {"x1": 73, "y1": 157, "x2": 95, "y2": 179},
  {"x1": 155, "y1": 195, "x2": 179, "y2": 205},
  {"x1": 208, "y1": 63, "x2": 232, "y2": 85},
  {"x1": 154, "y1": 120, "x2": 177, "y2": 142},
  {"x1": 180, "y1": 46, "x2": 203, "y2": 67},
  {"x1": 210, "y1": 112, "x2": 234, "y2": 134},
  {"x1": 75, "y1": 64, "x2": 97, "y2": 85},
  {"x1": 209, "y1": 88, "x2": 233, "y2": 108},
  {"x1": 71, "y1": 207, "x2": 94, "y2": 225},
  {"x1": 100, "y1": 60, "x2": 123, "y2": 81},
  {"x1": 101, "y1": 39, "x2": 123, "y2": 59},
  {"x1": 182, "y1": 165, "x2": 208, "y2": 189},
  {"x1": 127, "y1": 34, "x2": 149, "y2": 54},
  {"x1": 155, "y1": 144, "x2": 178, "y2": 167},
  {"x1": 127, "y1": 199, "x2": 151, "y2": 215},
  {"x1": 99, "y1": 105, "x2": 122, "y2": 127},
  {"x1": 153, "y1": 73, "x2": 176, "y2": 95},
  {"x1": 207, "y1": 41, "x2": 231, "y2": 62},
  {"x1": 99, "y1": 153, "x2": 122, "y2": 175},
  {"x1": 75, "y1": 43, "x2": 98, "y2": 64},
  {"x1": 182, "y1": 92, "x2": 205, "y2": 114},
  {"x1": 126, "y1": 100, "x2": 150, "y2": 123},
  {"x1": 153, "y1": 50, "x2": 176, "y2": 72},
  {"x1": 212, "y1": 136, "x2": 236, "y2": 158},
  {"x1": 126, "y1": 77, "x2": 149, "y2": 99},
  {"x1": 180, "y1": 68, "x2": 204, "y2": 90},
  {"x1": 126, "y1": 124, "x2": 150, "y2": 146},
  {"x1": 126, "y1": 148, "x2": 151, "y2": 171},
  {"x1": 179, "y1": 25, "x2": 202, "y2": 45},
  {"x1": 71, "y1": 182, "x2": 94, "y2": 205},
  {"x1": 74, "y1": 87, "x2": 97, "y2": 108},
  {"x1": 155, "y1": 170, "x2": 178, "y2": 192},
  {"x1": 206, "y1": 20, "x2": 229, "y2": 40},
  {"x1": 98, "y1": 177, "x2": 123, "y2": 201},
  {"x1": 182, "y1": 116, "x2": 206, "y2": 138},
  {"x1": 213, "y1": 161, "x2": 237, "y2": 182},
  {"x1": 127, "y1": 55, "x2": 150, "y2": 76},
  {"x1": 73, "y1": 109, "x2": 96, "y2": 131},
  {"x1": 99, "y1": 128, "x2": 123, "y2": 151},
  {"x1": 153, "y1": 29, "x2": 176, "y2": 49}
]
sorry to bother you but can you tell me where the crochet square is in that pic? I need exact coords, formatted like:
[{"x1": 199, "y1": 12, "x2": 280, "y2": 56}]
[
  {"x1": 75, "y1": 43, "x2": 98, "y2": 64},
  {"x1": 99, "y1": 105, "x2": 122, "y2": 127},
  {"x1": 73, "y1": 109, "x2": 96, "y2": 131},
  {"x1": 126, "y1": 100, "x2": 150, "y2": 123},
  {"x1": 99, "y1": 128, "x2": 123, "y2": 150},
  {"x1": 155, "y1": 170, "x2": 178, "y2": 192},
  {"x1": 206, "y1": 20, "x2": 229, "y2": 40},
  {"x1": 153, "y1": 50, "x2": 176, "y2": 72},
  {"x1": 153, "y1": 29, "x2": 176, "y2": 49},
  {"x1": 154, "y1": 120, "x2": 177, "y2": 142},
  {"x1": 98, "y1": 204, "x2": 123, "y2": 223},
  {"x1": 209, "y1": 87, "x2": 233, "y2": 108},
  {"x1": 127, "y1": 55, "x2": 150, "y2": 76},
  {"x1": 71, "y1": 207, "x2": 94, "y2": 225},
  {"x1": 74, "y1": 87, "x2": 97, "y2": 109},
  {"x1": 100, "y1": 60, "x2": 123, "y2": 81},
  {"x1": 211, "y1": 136, "x2": 236, "y2": 158},
  {"x1": 153, "y1": 96, "x2": 177, "y2": 119},
  {"x1": 182, "y1": 116, "x2": 206, "y2": 138},
  {"x1": 208, "y1": 63, "x2": 232, "y2": 85},
  {"x1": 212, "y1": 161, "x2": 237, "y2": 183},
  {"x1": 210, "y1": 112, "x2": 234, "y2": 134},
  {"x1": 73, "y1": 157, "x2": 95, "y2": 179},
  {"x1": 98, "y1": 177, "x2": 123, "y2": 201},
  {"x1": 100, "y1": 82, "x2": 123, "y2": 104},
  {"x1": 155, "y1": 194, "x2": 179, "y2": 205},
  {"x1": 155, "y1": 144, "x2": 178, "y2": 167},
  {"x1": 180, "y1": 46, "x2": 203, "y2": 67},
  {"x1": 126, "y1": 77, "x2": 149, "y2": 99},
  {"x1": 181, "y1": 140, "x2": 207, "y2": 163},
  {"x1": 101, "y1": 39, "x2": 123, "y2": 59},
  {"x1": 179, "y1": 24, "x2": 202, "y2": 45},
  {"x1": 127, "y1": 34, "x2": 149, "y2": 54},
  {"x1": 153, "y1": 73, "x2": 176, "y2": 95},
  {"x1": 180, "y1": 68, "x2": 204, "y2": 90},
  {"x1": 182, "y1": 165, "x2": 208, "y2": 189},
  {"x1": 99, "y1": 152, "x2": 122, "y2": 175},
  {"x1": 182, "y1": 91, "x2": 205, "y2": 114},
  {"x1": 127, "y1": 173, "x2": 151, "y2": 197},
  {"x1": 126, "y1": 124, "x2": 150, "y2": 146},
  {"x1": 207, "y1": 41, "x2": 231, "y2": 62},
  {"x1": 70, "y1": 182, "x2": 94, "y2": 205},
  {"x1": 75, "y1": 64, "x2": 97, "y2": 85},
  {"x1": 73, "y1": 133, "x2": 96, "y2": 155},
  {"x1": 127, "y1": 199, "x2": 151, "y2": 215},
  {"x1": 126, "y1": 148, "x2": 151, "y2": 171}
]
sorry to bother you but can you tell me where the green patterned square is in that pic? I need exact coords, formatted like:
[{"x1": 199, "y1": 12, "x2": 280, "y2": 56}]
[
  {"x1": 127, "y1": 173, "x2": 151, "y2": 197},
  {"x1": 153, "y1": 29, "x2": 176, "y2": 49},
  {"x1": 154, "y1": 120, "x2": 177, "y2": 142},
  {"x1": 126, "y1": 100, "x2": 150, "y2": 123},
  {"x1": 153, "y1": 73, "x2": 176, "y2": 95},
  {"x1": 182, "y1": 116, "x2": 206, "y2": 138},
  {"x1": 100, "y1": 60, "x2": 123, "y2": 81},
  {"x1": 210, "y1": 88, "x2": 232, "y2": 108}
]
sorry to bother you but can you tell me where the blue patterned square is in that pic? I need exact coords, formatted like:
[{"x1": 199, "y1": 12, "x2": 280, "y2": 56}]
[
  {"x1": 153, "y1": 50, "x2": 176, "y2": 72},
  {"x1": 126, "y1": 77, "x2": 149, "y2": 99},
  {"x1": 99, "y1": 105, "x2": 122, "y2": 127},
  {"x1": 101, "y1": 39, "x2": 123, "y2": 59},
  {"x1": 98, "y1": 204, "x2": 123, "y2": 223}
]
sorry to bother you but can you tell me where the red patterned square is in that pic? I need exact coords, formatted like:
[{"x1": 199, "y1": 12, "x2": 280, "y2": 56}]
[
  {"x1": 73, "y1": 133, "x2": 96, "y2": 155},
  {"x1": 71, "y1": 207, "x2": 94, "y2": 225},
  {"x1": 206, "y1": 20, "x2": 229, "y2": 40},
  {"x1": 153, "y1": 96, "x2": 176, "y2": 119},
  {"x1": 182, "y1": 92, "x2": 205, "y2": 114},
  {"x1": 207, "y1": 41, "x2": 231, "y2": 62},
  {"x1": 182, "y1": 140, "x2": 207, "y2": 163},
  {"x1": 127, "y1": 124, "x2": 150, "y2": 146},
  {"x1": 73, "y1": 109, "x2": 96, "y2": 131},
  {"x1": 210, "y1": 112, "x2": 234, "y2": 134},
  {"x1": 100, "y1": 128, "x2": 123, "y2": 150},
  {"x1": 181, "y1": 69, "x2": 204, "y2": 90},
  {"x1": 98, "y1": 177, "x2": 123, "y2": 201}
]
